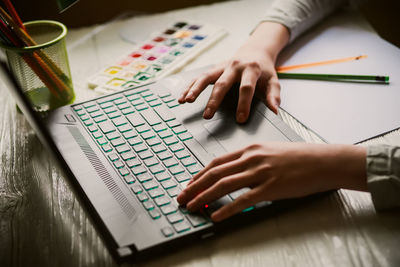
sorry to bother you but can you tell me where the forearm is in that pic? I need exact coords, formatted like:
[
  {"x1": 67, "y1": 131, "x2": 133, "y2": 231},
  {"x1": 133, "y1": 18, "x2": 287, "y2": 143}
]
[
  {"x1": 288, "y1": 143, "x2": 367, "y2": 193},
  {"x1": 317, "y1": 144, "x2": 368, "y2": 191},
  {"x1": 248, "y1": 21, "x2": 290, "y2": 62}
]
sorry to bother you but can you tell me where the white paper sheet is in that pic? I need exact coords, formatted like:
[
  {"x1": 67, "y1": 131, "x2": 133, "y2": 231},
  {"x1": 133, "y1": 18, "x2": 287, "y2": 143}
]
[{"x1": 278, "y1": 11, "x2": 400, "y2": 144}]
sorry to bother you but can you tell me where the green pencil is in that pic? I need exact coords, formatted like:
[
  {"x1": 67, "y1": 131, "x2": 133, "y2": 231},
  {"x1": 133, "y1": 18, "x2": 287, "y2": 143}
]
[{"x1": 277, "y1": 72, "x2": 390, "y2": 83}]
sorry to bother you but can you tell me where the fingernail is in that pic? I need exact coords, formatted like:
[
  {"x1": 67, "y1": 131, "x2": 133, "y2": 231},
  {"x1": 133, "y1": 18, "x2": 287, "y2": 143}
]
[
  {"x1": 177, "y1": 192, "x2": 185, "y2": 203},
  {"x1": 211, "y1": 211, "x2": 222, "y2": 222},
  {"x1": 237, "y1": 112, "x2": 246, "y2": 123},
  {"x1": 186, "y1": 92, "x2": 194, "y2": 101},
  {"x1": 186, "y1": 201, "x2": 196, "y2": 211},
  {"x1": 203, "y1": 107, "x2": 213, "y2": 119}
]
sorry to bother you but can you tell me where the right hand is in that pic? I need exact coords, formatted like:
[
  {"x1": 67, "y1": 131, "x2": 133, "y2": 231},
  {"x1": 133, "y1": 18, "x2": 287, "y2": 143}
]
[
  {"x1": 178, "y1": 22, "x2": 290, "y2": 123},
  {"x1": 178, "y1": 41, "x2": 281, "y2": 123}
]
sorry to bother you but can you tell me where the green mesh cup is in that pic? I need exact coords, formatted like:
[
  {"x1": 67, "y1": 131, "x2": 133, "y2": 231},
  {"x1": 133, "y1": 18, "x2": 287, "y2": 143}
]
[{"x1": 0, "y1": 20, "x2": 75, "y2": 111}]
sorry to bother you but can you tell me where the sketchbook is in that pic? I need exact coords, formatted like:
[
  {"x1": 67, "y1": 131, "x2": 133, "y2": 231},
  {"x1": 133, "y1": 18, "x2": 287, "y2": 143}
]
[{"x1": 277, "y1": 11, "x2": 400, "y2": 144}]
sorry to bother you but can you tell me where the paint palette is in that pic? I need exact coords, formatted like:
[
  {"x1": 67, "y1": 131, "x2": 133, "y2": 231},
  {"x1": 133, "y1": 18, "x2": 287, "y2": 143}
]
[{"x1": 88, "y1": 21, "x2": 227, "y2": 94}]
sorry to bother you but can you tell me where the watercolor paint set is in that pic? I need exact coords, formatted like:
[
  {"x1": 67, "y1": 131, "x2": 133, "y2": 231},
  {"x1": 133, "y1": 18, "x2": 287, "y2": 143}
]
[{"x1": 88, "y1": 21, "x2": 227, "y2": 94}]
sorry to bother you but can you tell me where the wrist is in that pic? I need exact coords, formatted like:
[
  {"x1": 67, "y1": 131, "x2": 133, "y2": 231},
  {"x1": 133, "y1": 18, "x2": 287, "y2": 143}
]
[
  {"x1": 249, "y1": 21, "x2": 290, "y2": 61},
  {"x1": 320, "y1": 144, "x2": 368, "y2": 191}
]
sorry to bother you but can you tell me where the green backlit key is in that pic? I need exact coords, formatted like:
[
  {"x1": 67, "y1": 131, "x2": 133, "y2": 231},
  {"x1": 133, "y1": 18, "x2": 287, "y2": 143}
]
[
  {"x1": 167, "y1": 187, "x2": 181, "y2": 197},
  {"x1": 187, "y1": 163, "x2": 202, "y2": 174},
  {"x1": 161, "y1": 179, "x2": 177, "y2": 189},
  {"x1": 123, "y1": 131, "x2": 137, "y2": 139},
  {"x1": 137, "y1": 192, "x2": 149, "y2": 202},
  {"x1": 87, "y1": 125, "x2": 98, "y2": 132},
  {"x1": 175, "y1": 172, "x2": 191, "y2": 183},
  {"x1": 152, "y1": 123, "x2": 167, "y2": 132},
  {"x1": 181, "y1": 157, "x2": 196, "y2": 167},
  {"x1": 155, "y1": 196, "x2": 171, "y2": 206},
  {"x1": 96, "y1": 137, "x2": 108, "y2": 146},
  {"x1": 149, "y1": 188, "x2": 164, "y2": 198},
  {"x1": 143, "y1": 180, "x2": 159, "y2": 190},
  {"x1": 137, "y1": 172, "x2": 153, "y2": 183},
  {"x1": 172, "y1": 126, "x2": 187, "y2": 134},
  {"x1": 152, "y1": 144, "x2": 167, "y2": 154},
  {"x1": 170, "y1": 143, "x2": 184, "y2": 153},
  {"x1": 169, "y1": 165, "x2": 185, "y2": 175},
  {"x1": 108, "y1": 153, "x2": 119, "y2": 162},
  {"x1": 161, "y1": 226, "x2": 174, "y2": 237},
  {"x1": 141, "y1": 131, "x2": 155, "y2": 140},
  {"x1": 186, "y1": 213, "x2": 207, "y2": 227},
  {"x1": 106, "y1": 131, "x2": 120, "y2": 140},
  {"x1": 178, "y1": 132, "x2": 193, "y2": 141},
  {"x1": 149, "y1": 209, "x2": 161, "y2": 219},
  {"x1": 112, "y1": 117, "x2": 128, "y2": 127},
  {"x1": 131, "y1": 184, "x2": 143, "y2": 194},
  {"x1": 155, "y1": 171, "x2": 171, "y2": 182},
  {"x1": 118, "y1": 167, "x2": 130, "y2": 176},
  {"x1": 94, "y1": 116, "x2": 107, "y2": 123},
  {"x1": 126, "y1": 158, "x2": 141, "y2": 168},
  {"x1": 138, "y1": 150, "x2": 153, "y2": 160},
  {"x1": 123, "y1": 174, "x2": 135, "y2": 184},
  {"x1": 90, "y1": 110, "x2": 103, "y2": 118},
  {"x1": 118, "y1": 124, "x2": 133, "y2": 133},
  {"x1": 163, "y1": 136, "x2": 178, "y2": 146},
  {"x1": 158, "y1": 129, "x2": 173, "y2": 139},
  {"x1": 144, "y1": 157, "x2": 159, "y2": 167},
  {"x1": 113, "y1": 160, "x2": 124, "y2": 169},
  {"x1": 121, "y1": 151, "x2": 136, "y2": 161},
  {"x1": 173, "y1": 220, "x2": 191, "y2": 233},
  {"x1": 133, "y1": 143, "x2": 148, "y2": 153},
  {"x1": 163, "y1": 158, "x2": 178, "y2": 168},
  {"x1": 160, "y1": 204, "x2": 177, "y2": 215},
  {"x1": 157, "y1": 151, "x2": 172, "y2": 160},
  {"x1": 98, "y1": 121, "x2": 115, "y2": 134},
  {"x1": 111, "y1": 138, "x2": 125, "y2": 147},
  {"x1": 167, "y1": 213, "x2": 184, "y2": 224},
  {"x1": 143, "y1": 201, "x2": 155, "y2": 211},
  {"x1": 146, "y1": 137, "x2": 161, "y2": 146},
  {"x1": 132, "y1": 166, "x2": 147, "y2": 176},
  {"x1": 92, "y1": 131, "x2": 102, "y2": 139},
  {"x1": 136, "y1": 124, "x2": 151, "y2": 133},
  {"x1": 149, "y1": 164, "x2": 165, "y2": 174},
  {"x1": 102, "y1": 144, "x2": 113, "y2": 153},
  {"x1": 116, "y1": 144, "x2": 130, "y2": 154},
  {"x1": 128, "y1": 137, "x2": 143, "y2": 146},
  {"x1": 175, "y1": 150, "x2": 190, "y2": 159}
]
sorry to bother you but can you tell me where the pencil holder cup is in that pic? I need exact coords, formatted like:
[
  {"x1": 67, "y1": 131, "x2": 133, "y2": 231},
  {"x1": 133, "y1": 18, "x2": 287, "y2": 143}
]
[{"x1": 0, "y1": 20, "x2": 75, "y2": 112}]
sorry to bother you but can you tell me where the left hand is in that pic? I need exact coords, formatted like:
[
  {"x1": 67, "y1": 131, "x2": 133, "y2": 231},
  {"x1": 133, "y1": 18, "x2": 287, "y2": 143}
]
[{"x1": 177, "y1": 142, "x2": 367, "y2": 222}]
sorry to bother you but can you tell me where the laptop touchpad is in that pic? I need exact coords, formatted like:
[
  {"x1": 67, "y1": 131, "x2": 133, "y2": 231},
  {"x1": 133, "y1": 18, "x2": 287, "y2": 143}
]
[{"x1": 203, "y1": 108, "x2": 290, "y2": 155}]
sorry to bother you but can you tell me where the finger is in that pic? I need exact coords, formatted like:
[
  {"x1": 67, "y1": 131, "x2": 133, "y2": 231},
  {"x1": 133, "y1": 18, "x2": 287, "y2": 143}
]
[
  {"x1": 188, "y1": 148, "x2": 244, "y2": 185},
  {"x1": 178, "y1": 78, "x2": 197, "y2": 103},
  {"x1": 186, "y1": 171, "x2": 251, "y2": 211},
  {"x1": 185, "y1": 68, "x2": 224, "y2": 103},
  {"x1": 236, "y1": 67, "x2": 261, "y2": 123},
  {"x1": 177, "y1": 157, "x2": 246, "y2": 205},
  {"x1": 265, "y1": 76, "x2": 281, "y2": 114},
  {"x1": 211, "y1": 186, "x2": 264, "y2": 222},
  {"x1": 203, "y1": 66, "x2": 239, "y2": 119}
]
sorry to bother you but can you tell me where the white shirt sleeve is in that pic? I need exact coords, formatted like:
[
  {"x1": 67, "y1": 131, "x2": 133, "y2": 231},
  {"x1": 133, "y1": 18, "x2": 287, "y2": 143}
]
[{"x1": 262, "y1": 0, "x2": 348, "y2": 42}]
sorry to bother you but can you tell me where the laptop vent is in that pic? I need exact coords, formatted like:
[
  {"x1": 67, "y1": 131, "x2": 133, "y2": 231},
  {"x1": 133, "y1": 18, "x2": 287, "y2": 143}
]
[{"x1": 67, "y1": 126, "x2": 135, "y2": 219}]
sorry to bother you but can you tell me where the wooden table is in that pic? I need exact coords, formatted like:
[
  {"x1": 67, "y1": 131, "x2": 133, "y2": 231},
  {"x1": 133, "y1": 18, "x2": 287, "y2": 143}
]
[{"x1": 1, "y1": 0, "x2": 399, "y2": 266}]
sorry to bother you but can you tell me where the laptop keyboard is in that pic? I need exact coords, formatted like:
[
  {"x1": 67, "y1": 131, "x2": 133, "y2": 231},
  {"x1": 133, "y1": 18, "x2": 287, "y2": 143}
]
[{"x1": 72, "y1": 85, "x2": 209, "y2": 237}]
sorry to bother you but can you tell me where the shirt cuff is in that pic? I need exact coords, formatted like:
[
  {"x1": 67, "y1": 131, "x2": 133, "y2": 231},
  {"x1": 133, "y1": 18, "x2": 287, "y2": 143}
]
[{"x1": 367, "y1": 145, "x2": 400, "y2": 211}]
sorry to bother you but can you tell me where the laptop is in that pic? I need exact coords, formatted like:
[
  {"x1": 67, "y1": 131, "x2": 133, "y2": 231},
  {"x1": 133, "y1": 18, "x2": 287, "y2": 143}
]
[{"x1": 0, "y1": 62, "x2": 304, "y2": 263}]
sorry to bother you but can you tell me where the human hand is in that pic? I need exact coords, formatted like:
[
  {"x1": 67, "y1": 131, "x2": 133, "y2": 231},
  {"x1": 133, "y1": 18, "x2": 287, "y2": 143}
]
[
  {"x1": 178, "y1": 22, "x2": 290, "y2": 123},
  {"x1": 177, "y1": 143, "x2": 367, "y2": 222}
]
